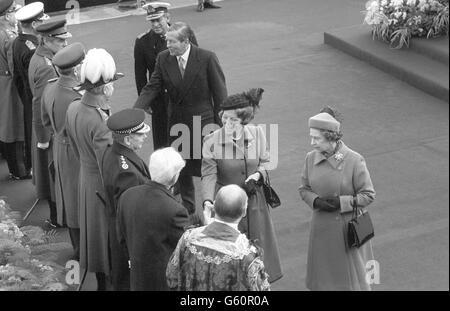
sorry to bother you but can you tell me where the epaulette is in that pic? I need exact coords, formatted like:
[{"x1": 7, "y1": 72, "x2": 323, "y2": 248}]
[
  {"x1": 119, "y1": 155, "x2": 129, "y2": 170},
  {"x1": 25, "y1": 40, "x2": 36, "y2": 50},
  {"x1": 136, "y1": 30, "x2": 149, "y2": 39},
  {"x1": 47, "y1": 77, "x2": 58, "y2": 83},
  {"x1": 45, "y1": 57, "x2": 52, "y2": 66}
]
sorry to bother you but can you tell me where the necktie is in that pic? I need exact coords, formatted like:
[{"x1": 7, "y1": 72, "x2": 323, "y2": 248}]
[{"x1": 178, "y1": 57, "x2": 185, "y2": 78}]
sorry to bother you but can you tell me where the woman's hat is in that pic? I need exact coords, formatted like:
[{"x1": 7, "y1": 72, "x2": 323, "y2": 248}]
[
  {"x1": 220, "y1": 88, "x2": 264, "y2": 111},
  {"x1": 309, "y1": 112, "x2": 340, "y2": 132}
]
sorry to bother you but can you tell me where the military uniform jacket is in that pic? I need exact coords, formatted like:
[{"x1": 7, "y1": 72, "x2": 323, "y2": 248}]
[
  {"x1": 100, "y1": 141, "x2": 151, "y2": 217},
  {"x1": 134, "y1": 29, "x2": 198, "y2": 94},
  {"x1": 41, "y1": 75, "x2": 82, "y2": 227},
  {"x1": 0, "y1": 24, "x2": 24, "y2": 142},
  {"x1": 134, "y1": 45, "x2": 227, "y2": 176},
  {"x1": 12, "y1": 33, "x2": 38, "y2": 109},
  {"x1": 28, "y1": 44, "x2": 57, "y2": 143}
]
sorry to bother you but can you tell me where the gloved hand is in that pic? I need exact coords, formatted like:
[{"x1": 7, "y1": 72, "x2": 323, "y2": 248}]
[
  {"x1": 313, "y1": 197, "x2": 339, "y2": 212},
  {"x1": 188, "y1": 212, "x2": 203, "y2": 227},
  {"x1": 323, "y1": 196, "x2": 341, "y2": 210},
  {"x1": 243, "y1": 179, "x2": 258, "y2": 196}
]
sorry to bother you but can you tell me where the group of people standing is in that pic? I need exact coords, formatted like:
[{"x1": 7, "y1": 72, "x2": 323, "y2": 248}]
[{"x1": 0, "y1": 0, "x2": 376, "y2": 291}]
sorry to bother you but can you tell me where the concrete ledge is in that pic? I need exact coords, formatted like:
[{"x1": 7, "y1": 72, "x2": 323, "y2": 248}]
[
  {"x1": 324, "y1": 25, "x2": 449, "y2": 103},
  {"x1": 410, "y1": 36, "x2": 449, "y2": 65}
]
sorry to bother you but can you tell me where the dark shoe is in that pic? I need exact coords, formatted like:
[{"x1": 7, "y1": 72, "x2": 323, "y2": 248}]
[
  {"x1": 197, "y1": 2, "x2": 204, "y2": 11},
  {"x1": 204, "y1": 2, "x2": 221, "y2": 9}
]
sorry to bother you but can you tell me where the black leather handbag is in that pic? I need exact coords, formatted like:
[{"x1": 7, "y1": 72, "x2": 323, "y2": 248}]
[
  {"x1": 261, "y1": 173, "x2": 281, "y2": 209},
  {"x1": 347, "y1": 196, "x2": 374, "y2": 248}
]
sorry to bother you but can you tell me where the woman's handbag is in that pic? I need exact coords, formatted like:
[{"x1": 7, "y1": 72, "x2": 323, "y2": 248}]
[
  {"x1": 347, "y1": 196, "x2": 374, "y2": 248},
  {"x1": 261, "y1": 173, "x2": 281, "y2": 209}
]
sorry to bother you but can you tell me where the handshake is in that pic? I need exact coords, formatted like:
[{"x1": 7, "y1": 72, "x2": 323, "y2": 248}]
[{"x1": 313, "y1": 196, "x2": 341, "y2": 212}]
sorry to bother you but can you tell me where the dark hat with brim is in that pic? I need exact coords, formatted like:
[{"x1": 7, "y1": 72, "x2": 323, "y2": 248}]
[
  {"x1": 52, "y1": 42, "x2": 85, "y2": 69},
  {"x1": 74, "y1": 72, "x2": 124, "y2": 91},
  {"x1": 107, "y1": 108, "x2": 150, "y2": 135},
  {"x1": 36, "y1": 19, "x2": 72, "y2": 39},
  {"x1": 142, "y1": 1, "x2": 170, "y2": 20},
  {"x1": 15, "y1": 2, "x2": 49, "y2": 23}
]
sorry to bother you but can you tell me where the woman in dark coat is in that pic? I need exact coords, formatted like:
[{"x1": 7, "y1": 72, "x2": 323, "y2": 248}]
[
  {"x1": 201, "y1": 88, "x2": 282, "y2": 283},
  {"x1": 298, "y1": 107, "x2": 376, "y2": 291}
]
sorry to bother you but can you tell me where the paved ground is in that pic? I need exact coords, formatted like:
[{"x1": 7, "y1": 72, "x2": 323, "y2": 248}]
[{"x1": 1, "y1": 0, "x2": 448, "y2": 290}]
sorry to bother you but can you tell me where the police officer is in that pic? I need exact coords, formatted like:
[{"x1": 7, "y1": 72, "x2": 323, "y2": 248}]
[
  {"x1": 41, "y1": 42, "x2": 85, "y2": 260},
  {"x1": 0, "y1": 0, "x2": 27, "y2": 180},
  {"x1": 13, "y1": 2, "x2": 49, "y2": 175},
  {"x1": 28, "y1": 19, "x2": 71, "y2": 228},
  {"x1": 100, "y1": 108, "x2": 151, "y2": 291},
  {"x1": 134, "y1": 2, "x2": 198, "y2": 150}
]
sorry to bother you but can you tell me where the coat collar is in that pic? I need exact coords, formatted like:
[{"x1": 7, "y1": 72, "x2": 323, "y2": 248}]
[
  {"x1": 35, "y1": 44, "x2": 55, "y2": 60},
  {"x1": 218, "y1": 126, "x2": 255, "y2": 146},
  {"x1": 313, "y1": 141, "x2": 350, "y2": 169},
  {"x1": 144, "y1": 180, "x2": 176, "y2": 200},
  {"x1": 202, "y1": 221, "x2": 240, "y2": 242},
  {"x1": 57, "y1": 75, "x2": 79, "y2": 88},
  {"x1": 18, "y1": 32, "x2": 38, "y2": 43},
  {"x1": 80, "y1": 92, "x2": 110, "y2": 120},
  {"x1": 112, "y1": 142, "x2": 150, "y2": 178}
]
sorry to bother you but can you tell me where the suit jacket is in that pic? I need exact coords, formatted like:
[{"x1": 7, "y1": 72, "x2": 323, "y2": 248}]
[
  {"x1": 134, "y1": 29, "x2": 198, "y2": 94},
  {"x1": 117, "y1": 180, "x2": 189, "y2": 291},
  {"x1": 134, "y1": 45, "x2": 227, "y2": 176},
  {"x1": 100, "y1": 141, "x2": 151, "y2": 217}
]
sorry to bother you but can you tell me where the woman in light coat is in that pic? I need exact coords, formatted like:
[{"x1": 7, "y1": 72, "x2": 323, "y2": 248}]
[
  {"x1": 202, "y1": 88, "x2": 282, "y2": 283},
  {"x1": 299, "y1": 107, "x2": 376, "y2": 291}
]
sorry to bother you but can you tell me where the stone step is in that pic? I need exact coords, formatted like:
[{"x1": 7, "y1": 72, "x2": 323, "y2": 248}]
[
  {"x1": 324, "y1": 25, "x2": 449, "y2": 103},
  {"x1": 410, "y1": 36, "x2": 449, "y2": 65}
]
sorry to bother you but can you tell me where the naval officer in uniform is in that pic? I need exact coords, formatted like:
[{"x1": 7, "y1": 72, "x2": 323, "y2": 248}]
[
  {"x1": 13, "y1": 1, "x2": 49, "y2": 174},
  {"x1": 100, "y1": 108, "x2": 151, "y2": 291}
]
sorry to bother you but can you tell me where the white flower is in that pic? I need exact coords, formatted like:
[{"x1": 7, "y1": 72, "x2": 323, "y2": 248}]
[
  {"x1": 392, "y1": 0, "x2": 405, "y2": 7},
  {"x1": 381, "y1": 0, "x2": 388, "y2": 6},
  {"x1": 406, "y1": 0, "x2": 417, "y2": 5}
]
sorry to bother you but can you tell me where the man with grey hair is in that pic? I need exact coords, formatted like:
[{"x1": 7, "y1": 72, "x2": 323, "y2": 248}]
[
  {"x1": 117, "y1": 147, "x2": 189, "y2": 291},
  {"x1": 166, "y1": 185, "x2": 270, "y2": 291}
]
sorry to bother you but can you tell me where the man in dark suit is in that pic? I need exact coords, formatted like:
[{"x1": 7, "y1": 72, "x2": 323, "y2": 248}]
[
  {"x1": 134, "y1": 2, "x2": 198, "y2": 150},
  {"x1": 117, "y1": 147, "x2": 189, "y2": 291},
  {"x1": 134, "y1": 22, "x2": 227, "y2": 223},
  {"x1": 100, "y1": 108, "x2": 151, "y2": 291}
]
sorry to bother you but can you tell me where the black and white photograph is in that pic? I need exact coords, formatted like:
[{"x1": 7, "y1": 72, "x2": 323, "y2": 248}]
[{"x1": 0, "y1": 0, "x2": 448, "y2": 295}]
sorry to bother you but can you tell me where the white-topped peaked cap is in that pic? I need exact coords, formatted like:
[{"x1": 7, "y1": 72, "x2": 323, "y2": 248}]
[
  {"x1": 142, "y1": 1, "x2": 171, "y2": 20},
  {"x1": 15, "y1": 2, "x2": 49, "y2": 23}
]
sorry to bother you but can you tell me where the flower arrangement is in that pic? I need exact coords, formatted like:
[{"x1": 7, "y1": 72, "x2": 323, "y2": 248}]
[
  {"x1": 364, "y1": 0, "x2": 449, "y2": 48},
  {"x1": 0, "y1": 197, "x2": 74, "y2": 291}
]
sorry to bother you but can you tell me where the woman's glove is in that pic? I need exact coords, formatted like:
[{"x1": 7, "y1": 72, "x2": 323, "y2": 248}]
[
  {"x1": 243, "y1": 179, "x2": 258, "y2": 196},
  {"x1": 323, "y1": 196, "x2": 341, "y2": 210},
  {"x1": 313, "y1": 197, "x2": 339, "y2": 212}
]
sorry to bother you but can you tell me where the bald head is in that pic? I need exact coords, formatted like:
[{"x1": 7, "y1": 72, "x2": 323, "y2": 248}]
[{"x1": 214, "y1": 185, "x2": 248, "y2": 223}]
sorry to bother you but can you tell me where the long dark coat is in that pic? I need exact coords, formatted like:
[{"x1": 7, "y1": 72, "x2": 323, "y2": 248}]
[
  {"x1": 299, "y1": 142, "x2": 376, "y2": 291},
  {"x1": 117, "y1": 180, "x2": 189, "y2": 291},
  {"x1": 201, "y1": 124, "x2": 283, "y2": 283},
  {"x1": 28, "y1": 44, "x2": 57, "y2": 199},
  {"x1": 66, "y1": 92, "x2": 112, "y2": 274},
  {"x1": 0, "y1": 25, "x2": 24, "y2": 143},
  {"x1": 99, "y1": 141, "x2": 151, "y2": 290},
  {"x1": 13, "y1": 32, "x2": 38, "y2": 169},
  {"x1": 134, "y1": 29, "x2": 198, "y2": 150},
  {"x1": 41, "y1": 75, "x2": 81, "y2": 228},
  {"x1": 134, "y1": 44, "x2": 227, "y2": 176}
]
